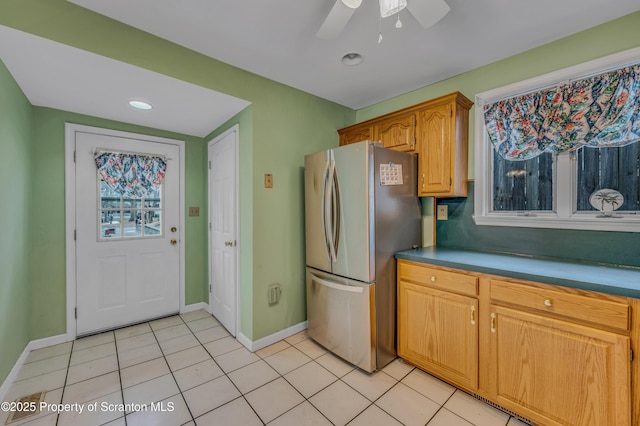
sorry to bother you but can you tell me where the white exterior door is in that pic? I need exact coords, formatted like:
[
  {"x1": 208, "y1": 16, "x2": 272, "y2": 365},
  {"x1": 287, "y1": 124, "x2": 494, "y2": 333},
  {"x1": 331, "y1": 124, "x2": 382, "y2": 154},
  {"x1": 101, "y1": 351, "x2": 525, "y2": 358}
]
[
  {"x1": 208, "y1": 128, "x2": 238, "y2": 336},
  {"x1": 75, "y1": 129, "x2": 181, "y2": 336}
]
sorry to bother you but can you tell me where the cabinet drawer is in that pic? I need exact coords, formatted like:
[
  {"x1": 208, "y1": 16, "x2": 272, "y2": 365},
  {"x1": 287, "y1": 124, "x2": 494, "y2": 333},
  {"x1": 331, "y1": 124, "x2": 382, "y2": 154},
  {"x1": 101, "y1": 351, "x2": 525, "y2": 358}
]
[
  {"x1": 490, "y1": 279, "x2": 630, "y2": 331},
  {"x1": 398, "y1": 261, "x2": 478, "y2": 296}
]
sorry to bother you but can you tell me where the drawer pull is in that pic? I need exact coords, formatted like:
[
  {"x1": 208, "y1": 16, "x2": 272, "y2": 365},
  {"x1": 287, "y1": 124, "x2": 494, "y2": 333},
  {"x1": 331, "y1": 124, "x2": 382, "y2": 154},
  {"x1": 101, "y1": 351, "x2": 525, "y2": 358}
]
[
  {"x1": 490, "y1": 312, "x2": 496, "y2": 333},
  {"x1": 544, "y1": 299, "x2": 553, "y2": 307},
  {"x1": 470, "y1": 306, "x2": 476, "y2": 325},
  {"x1": 430, "y1": 276, "x2": 436, "y2": 282}
]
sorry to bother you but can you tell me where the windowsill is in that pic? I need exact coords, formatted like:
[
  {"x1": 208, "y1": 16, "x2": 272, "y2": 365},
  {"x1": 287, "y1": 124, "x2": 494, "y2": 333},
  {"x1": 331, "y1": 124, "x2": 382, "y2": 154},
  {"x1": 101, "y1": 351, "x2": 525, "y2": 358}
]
[{"x1": 473, "y1": 214, "x2": 640, "y2": 233}]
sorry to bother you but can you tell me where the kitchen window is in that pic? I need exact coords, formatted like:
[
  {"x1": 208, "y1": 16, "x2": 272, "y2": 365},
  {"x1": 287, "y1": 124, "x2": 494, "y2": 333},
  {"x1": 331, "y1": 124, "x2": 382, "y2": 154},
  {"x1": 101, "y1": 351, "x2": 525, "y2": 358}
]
[{"x1": 474, "y1": 47, "x2": 640, "y2": 232}]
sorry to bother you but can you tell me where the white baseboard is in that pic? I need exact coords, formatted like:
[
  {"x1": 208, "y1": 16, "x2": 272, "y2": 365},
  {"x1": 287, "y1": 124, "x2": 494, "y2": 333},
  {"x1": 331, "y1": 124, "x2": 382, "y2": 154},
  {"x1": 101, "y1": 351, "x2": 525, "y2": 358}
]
[
  {"x1": 237, "y1": 321, "x2": 308, "y2": 352},
  {"x1": 181, "y1": 302, "x2": 209, "y2": 314},
  {"x1": 0, "y1": 334, "x2": 69, "y2": 402},
  {"x1": 29, "y1": 334, "x2": 69, "y2": 351}
]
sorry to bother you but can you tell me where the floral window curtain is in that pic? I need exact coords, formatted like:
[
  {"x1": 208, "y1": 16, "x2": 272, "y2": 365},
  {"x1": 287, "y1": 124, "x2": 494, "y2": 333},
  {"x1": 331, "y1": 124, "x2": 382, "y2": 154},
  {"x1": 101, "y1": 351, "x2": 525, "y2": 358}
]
[
  {"x1": 95, "y1": 152, "x2": 167, "y2": 198},
  {"x1": 484, "y1": 64, "x2": 640, "y2": 161}
]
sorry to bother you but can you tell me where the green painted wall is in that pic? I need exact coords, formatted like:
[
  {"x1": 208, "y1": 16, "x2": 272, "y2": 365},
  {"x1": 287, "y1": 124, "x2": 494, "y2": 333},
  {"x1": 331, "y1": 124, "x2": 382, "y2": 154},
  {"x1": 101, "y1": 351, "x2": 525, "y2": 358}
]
[
  {"x1": 29, "y1": 108, "x2": 207, "y2": 340},
  {"x1": 0, "y1": 0, "x2": 354, "y2": 342},
  {"x1": 356, "y1": 12, "x2": 640, "y2": 266},
  {"x1": 0, "y1": 60, "x2": 33, "y2": 384}
]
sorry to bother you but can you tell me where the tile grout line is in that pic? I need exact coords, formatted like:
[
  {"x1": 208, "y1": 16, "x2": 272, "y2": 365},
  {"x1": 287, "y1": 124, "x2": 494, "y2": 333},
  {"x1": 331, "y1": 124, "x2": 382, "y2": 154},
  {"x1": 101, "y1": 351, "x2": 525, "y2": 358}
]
[
  {"x1": 54, "y1": 339, "x2": 75, "y2": 426},
  {"x1": 182, "y1": 314, "x2": 267, "y2": 425},
  {"x1": 149, "y1": 315, "x2": 197, "y2": 425},
  {"x1": 112, "y1": 330, "x2": 128, "y2": 426}
]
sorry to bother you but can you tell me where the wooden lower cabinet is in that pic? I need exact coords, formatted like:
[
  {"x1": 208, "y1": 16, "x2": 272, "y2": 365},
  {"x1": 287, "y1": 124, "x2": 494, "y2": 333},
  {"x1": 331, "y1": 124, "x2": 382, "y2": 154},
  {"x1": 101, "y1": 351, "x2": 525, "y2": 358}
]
[
  {"x1": 398, "y1": 281, "x2": 478, "y2": 390},
  {"x1": 397, "y1": 259, "x2": 633, "y2": 426},
  {"x1": 491, "y1": 305, "x2": 630, "y2": 426}
]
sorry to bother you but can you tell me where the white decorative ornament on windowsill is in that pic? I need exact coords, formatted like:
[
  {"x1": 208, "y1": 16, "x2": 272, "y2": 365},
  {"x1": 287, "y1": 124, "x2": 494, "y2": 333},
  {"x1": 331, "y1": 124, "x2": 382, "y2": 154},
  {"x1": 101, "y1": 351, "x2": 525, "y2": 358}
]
[{"x1": 589, "y1": 189, "x2": 624, "y2": 218}]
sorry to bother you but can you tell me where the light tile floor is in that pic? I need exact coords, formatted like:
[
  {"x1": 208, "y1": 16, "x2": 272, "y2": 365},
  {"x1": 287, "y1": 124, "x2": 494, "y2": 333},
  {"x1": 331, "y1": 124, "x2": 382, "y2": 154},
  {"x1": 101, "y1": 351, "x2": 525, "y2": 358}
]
[{"x1": 1, "y1": 311, "x2": 531, "y2": 426}]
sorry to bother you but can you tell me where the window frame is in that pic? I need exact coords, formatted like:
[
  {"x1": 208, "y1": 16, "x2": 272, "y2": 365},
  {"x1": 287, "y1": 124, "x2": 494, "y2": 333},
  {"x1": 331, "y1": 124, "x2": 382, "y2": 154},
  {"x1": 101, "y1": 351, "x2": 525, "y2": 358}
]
[{"x1": 474, "y1": 46, "x2": 640, "y2": 233}]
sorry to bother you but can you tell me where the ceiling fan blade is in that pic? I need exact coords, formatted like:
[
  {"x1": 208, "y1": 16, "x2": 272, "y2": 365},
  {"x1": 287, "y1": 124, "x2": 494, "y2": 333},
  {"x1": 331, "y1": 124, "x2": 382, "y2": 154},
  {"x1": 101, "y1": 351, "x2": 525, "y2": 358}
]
[
  {"x1": 407, "y1": 0, "x2": 450, "y2": 29},
  {"x1": 317, "y1": 0, "x2": 358, "y2": 39}
]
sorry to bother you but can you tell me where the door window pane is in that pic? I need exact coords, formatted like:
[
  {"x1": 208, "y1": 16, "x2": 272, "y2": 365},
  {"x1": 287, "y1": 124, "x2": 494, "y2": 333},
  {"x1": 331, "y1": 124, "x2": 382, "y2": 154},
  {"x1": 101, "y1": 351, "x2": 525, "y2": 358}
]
[{"x1": 98, "y1": 180, "x2": 163, "y2": 240}]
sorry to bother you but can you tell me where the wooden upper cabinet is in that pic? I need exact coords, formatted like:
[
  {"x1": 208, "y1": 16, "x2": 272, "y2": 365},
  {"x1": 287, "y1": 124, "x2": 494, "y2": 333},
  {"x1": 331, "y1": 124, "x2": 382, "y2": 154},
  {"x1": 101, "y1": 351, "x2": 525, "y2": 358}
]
[
  {"x1": 337, "y1": 92, "x2": 473, "y2": 197},
  {"x1": 338, "y1": 123, "x2": 376, "y2": 146},
  {"x1": 378, "y1": 113, "x2": 416, "y2": 152},
  {"x1": 417, "y1": 92, "x2": 473, "y2": 197}
]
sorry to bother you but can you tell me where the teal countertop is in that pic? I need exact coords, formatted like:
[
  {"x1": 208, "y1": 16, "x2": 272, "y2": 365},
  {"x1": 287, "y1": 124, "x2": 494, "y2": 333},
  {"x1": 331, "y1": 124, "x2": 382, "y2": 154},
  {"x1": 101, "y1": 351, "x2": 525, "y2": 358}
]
[{"x1": 395, "y1": 247, "x2": 640, "y2": 299}]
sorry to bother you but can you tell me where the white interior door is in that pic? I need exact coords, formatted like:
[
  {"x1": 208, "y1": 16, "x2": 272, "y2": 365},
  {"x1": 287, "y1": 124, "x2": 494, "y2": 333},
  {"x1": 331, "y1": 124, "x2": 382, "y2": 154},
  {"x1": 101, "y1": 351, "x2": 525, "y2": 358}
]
[
  {"x1": 208, "y1": 128, "x2": 238, "y2": 336},
  {"x1": 75, "y1": 130, "x2": 181, "y2": 336}
]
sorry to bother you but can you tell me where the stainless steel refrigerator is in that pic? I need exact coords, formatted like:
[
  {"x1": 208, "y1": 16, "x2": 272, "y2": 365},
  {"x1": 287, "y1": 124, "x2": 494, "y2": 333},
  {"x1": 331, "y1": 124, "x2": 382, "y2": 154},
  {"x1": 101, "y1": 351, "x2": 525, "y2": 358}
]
[{"x1": 304, "y1": 140, "x2": 421, "y2": 372}]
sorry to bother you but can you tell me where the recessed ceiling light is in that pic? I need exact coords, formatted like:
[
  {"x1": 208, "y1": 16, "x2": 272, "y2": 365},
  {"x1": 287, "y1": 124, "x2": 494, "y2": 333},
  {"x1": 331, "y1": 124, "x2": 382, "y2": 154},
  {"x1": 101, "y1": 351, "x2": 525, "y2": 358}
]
[
  {"x1": 128, "y1": 100, "x2": 153, "y2": 110},
  {"x1": 341, "y1": 53, "x2": 363, "y2": 66}
]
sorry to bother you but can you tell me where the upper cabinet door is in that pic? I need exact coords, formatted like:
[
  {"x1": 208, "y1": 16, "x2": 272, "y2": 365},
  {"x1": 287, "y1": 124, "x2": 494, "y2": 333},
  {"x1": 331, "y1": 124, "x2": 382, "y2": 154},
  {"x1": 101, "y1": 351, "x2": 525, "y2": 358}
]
[
  {"x1": 339, "y1": 123, "x2": 377, "y2": 146},
  {"x1": 416, "y1": 92, "x2": 472, "y2": 197},
  {"x1": 418, "y1": 103, "x2": 452, "y2": 195},
  {"x1": 378, "y1": 113, "x2": 416, "y2": 152}
]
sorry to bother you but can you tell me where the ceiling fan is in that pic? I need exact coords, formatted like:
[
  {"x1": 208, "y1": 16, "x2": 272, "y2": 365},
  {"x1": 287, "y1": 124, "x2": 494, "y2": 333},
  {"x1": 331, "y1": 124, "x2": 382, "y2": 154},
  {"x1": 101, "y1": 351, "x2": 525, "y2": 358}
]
[{"x1": 317, "y1": 0, "x2": 450, "y2": 39}]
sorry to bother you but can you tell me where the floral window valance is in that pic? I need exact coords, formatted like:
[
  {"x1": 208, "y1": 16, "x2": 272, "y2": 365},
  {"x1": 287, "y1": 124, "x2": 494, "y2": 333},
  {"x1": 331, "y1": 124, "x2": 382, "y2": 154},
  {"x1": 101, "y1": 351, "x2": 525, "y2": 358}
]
[
  {"x1": 95, "y1": 151, "x2": 167, "y2": 198},
  {"x1": 484, "y1": 64, "x2": 640, "y2": 161}
]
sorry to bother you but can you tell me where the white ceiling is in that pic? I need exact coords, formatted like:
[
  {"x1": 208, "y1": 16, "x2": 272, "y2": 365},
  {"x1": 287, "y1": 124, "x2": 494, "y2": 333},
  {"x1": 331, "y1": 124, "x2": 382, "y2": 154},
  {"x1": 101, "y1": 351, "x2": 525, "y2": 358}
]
[
  {"x1": 1, "y1": 1, "x2": 639, "y2": 137},
  {"x1": 0, "y1": 25, "x2": 250, "y2": 138}
]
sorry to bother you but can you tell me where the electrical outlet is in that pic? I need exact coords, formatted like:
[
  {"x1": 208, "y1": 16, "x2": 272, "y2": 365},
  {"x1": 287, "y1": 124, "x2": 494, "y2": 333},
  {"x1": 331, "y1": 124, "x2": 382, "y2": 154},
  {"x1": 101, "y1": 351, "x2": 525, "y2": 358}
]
[{"x1": 437, "y1": 205, "x2": 448, "y2": 220}]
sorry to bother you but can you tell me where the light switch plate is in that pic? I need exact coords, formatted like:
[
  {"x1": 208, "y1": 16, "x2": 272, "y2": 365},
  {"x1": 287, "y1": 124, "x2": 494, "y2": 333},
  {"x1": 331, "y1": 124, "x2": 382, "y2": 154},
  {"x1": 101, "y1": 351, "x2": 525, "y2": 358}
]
[
  {"x1": 265, "y1": 174, "x2": 273, "y2": 188},
  {"x1": 189, "y1": 207, "x2": 200, "y2": 217},
  {"x1": 437, "y1": 205, "x2": 448, "y2": 220}
]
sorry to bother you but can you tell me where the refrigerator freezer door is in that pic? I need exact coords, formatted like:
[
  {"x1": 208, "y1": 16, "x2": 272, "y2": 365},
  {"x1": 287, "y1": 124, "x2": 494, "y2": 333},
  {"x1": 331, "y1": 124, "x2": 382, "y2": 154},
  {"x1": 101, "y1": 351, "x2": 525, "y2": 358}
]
[
  {"x1": 304, "y1": 150, "x2": 331, "y2": 273},
  {"x1": 331, "y1": 143, "x2": 373, "y2": 282},
  {"x1": 306, "y1": 267, "x2": 375, "y2": 372}
]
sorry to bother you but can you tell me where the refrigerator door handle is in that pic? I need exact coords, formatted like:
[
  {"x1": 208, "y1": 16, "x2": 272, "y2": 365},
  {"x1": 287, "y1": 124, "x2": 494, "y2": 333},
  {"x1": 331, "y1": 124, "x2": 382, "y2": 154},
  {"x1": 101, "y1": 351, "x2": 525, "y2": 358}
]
[
  {"x1": 322, "y1": 161, "x2": 332, "y2": 262},
  {"x1": 324, "y1": 160, "x2": 338, "y2": 263},
  {"x1": 310, "y1": 274, "x2": 364, "y2": 293},
  {"x1": 332, "y1": 165, "x2": 341, "y2": 260}
]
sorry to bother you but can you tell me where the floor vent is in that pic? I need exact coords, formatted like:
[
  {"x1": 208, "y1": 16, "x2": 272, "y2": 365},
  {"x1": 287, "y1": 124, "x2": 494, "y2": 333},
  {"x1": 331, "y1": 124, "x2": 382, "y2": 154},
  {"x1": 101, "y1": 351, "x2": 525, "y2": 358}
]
[
  {"x1": 468, "y1": 392, "x2": 535, "y2": 425},
  {"x1": 5, "y1": 391, "x2": 45, "y2": 424}
]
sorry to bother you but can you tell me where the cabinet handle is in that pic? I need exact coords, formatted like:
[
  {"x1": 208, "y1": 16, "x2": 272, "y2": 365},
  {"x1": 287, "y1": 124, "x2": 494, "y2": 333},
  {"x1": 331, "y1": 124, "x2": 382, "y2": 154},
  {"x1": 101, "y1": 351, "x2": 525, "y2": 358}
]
[
  {"x1": 544, "y1": 299, "x2": 553, "y2": 307},
  {"x1": 490, "y1": 312, "x2": 496, "y2": 333},
  {"x1": 430, "y1": 276, "x2": 436, "y2": 282},
  {"x1": 421, "y1": 174, "x2": 425, "y2": 189},
  {"x1": 470, "y1": 306, "x2": 476, "y2": 325}
]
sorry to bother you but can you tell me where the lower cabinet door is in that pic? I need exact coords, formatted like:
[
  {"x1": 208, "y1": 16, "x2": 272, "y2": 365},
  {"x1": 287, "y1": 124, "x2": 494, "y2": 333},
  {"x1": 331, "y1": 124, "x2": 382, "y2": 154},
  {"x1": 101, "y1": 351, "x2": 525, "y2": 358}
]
[
  {"x1": 490, "y1": 305, "x2": 631, "y2": 426},
  {"x1": 398, "y1": 280, "x2": 478, "y2": 390}
]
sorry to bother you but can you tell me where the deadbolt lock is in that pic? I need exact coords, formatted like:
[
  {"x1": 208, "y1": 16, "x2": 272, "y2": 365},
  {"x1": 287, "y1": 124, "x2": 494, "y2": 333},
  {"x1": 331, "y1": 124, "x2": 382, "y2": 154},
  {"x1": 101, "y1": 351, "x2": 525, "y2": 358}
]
[{"x1": 171, "y1": 227, "x2": 177, "y2": 232}]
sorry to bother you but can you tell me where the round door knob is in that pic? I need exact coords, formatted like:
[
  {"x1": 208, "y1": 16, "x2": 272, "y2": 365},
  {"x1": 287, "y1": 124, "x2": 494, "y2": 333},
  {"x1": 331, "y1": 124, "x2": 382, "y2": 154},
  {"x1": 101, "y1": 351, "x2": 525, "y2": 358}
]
[
  {"x1": 170, "y1": 239, "x2": 177, "y2": 246},
  {"x1": 544, "y1": 299, "x2": 553, "y2": 307}
]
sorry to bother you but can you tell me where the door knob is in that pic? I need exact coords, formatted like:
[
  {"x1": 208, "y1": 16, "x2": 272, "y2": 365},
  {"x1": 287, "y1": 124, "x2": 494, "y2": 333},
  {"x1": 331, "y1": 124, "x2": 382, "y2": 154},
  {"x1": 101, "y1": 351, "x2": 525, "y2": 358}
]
[
  {"x1": 170, "y1": 239, "x2": 177, "y2": 246},
  {"x1": 225, "y1": 241, "x2": 234, "y2": 246}
]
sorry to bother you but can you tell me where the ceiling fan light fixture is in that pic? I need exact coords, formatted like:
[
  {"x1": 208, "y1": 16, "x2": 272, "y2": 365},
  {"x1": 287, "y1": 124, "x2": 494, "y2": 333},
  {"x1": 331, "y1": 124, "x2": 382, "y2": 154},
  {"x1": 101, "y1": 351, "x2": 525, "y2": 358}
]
[
  {"x1": 341, "y1": 0, "x2": 363, "y2": 9},
  {"x1": 379, "y1": 0, "x2": 407, "y2": 18}
]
